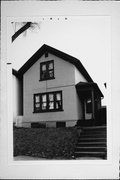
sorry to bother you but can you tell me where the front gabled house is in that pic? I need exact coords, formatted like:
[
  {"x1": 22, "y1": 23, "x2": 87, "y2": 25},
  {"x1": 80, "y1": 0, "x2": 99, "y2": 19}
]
[{"x1": 12, "y1": 44, "x2": 104, "y2": 128}]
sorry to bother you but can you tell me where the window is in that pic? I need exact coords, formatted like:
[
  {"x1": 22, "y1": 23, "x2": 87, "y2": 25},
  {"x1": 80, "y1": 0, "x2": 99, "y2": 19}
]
[
  {"x1": 31, "y1": 123, "x2": 46, "y2": 128},
  {"x1": 34, "y1": 91, "x2": 63, "y2": 113},
  {"x1": 40, "y1": 60, "x2": 54, "y2": 81},
  {"x1": 86, "y1": 98, "x2": 92, "y2": 113},
  {"x1": 56, "y1": 122, "x2": 66, "y2": 128}
]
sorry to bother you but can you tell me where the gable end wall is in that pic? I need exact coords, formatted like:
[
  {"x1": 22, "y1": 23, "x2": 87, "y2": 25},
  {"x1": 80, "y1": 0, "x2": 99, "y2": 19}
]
[{"x1": 22, "y1": 53, "x2": 86, "y2": 126}]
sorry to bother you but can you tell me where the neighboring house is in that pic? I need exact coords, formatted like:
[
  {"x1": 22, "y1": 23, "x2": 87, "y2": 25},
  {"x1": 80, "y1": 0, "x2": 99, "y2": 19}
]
[{"x1": 12, "y1": 44, "x2": 104, "y2": 128}]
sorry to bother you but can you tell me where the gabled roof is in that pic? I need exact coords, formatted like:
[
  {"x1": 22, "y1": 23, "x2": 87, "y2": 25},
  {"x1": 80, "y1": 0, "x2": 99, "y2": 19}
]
[{"x1": 14, "y1": 44, "x2": 93, "y2": 82}]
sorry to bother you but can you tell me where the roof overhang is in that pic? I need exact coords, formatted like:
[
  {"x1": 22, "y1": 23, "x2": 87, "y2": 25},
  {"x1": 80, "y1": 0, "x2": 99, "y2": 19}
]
[
  {"x1": 76, "y1": 82, "x2": 104, "y2": 98},
  {"x1": 12, "y1": 68, "x2": 22, "y2": 79}
]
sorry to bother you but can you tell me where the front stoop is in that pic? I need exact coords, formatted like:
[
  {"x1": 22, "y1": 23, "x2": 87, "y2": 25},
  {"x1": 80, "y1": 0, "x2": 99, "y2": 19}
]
[{"x1": 75, "y1": 126, "x2": 107, "y2": 159}]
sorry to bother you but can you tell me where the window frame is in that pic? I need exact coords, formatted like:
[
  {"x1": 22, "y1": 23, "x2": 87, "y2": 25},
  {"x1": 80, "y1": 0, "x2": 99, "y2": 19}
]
[
  {"x1": 33, "y1": 91, "x2": 63, "y2": 113},
  {"x1": 40, "y1": 60, "x2": 55, "y2": 81}
]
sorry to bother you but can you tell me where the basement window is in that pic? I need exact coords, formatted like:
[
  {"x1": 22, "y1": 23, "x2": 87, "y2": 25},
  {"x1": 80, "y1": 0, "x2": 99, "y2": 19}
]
[
  {"x1": 40, "y1": 60, "x2": 54, "y2": 81},
  {"x1": 31, "y1": 122, "x2": 46, "y2": 128},
  {"x1": 33, "y1": 91, "x2": 63, "y2": 113},
  {"x1": 56, "y1": 121, "x2": 66, "y2": 128}
]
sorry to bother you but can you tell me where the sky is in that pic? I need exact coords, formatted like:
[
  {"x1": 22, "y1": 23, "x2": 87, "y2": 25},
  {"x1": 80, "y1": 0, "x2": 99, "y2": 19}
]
[{"x1": 8, "y1": 16, "x2": 110, "y2": 105}]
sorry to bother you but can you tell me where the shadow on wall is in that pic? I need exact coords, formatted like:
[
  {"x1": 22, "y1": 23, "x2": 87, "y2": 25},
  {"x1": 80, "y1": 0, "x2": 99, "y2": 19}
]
[{"x1": 96, "y1": 106, "x2": 107, "y2": 125}]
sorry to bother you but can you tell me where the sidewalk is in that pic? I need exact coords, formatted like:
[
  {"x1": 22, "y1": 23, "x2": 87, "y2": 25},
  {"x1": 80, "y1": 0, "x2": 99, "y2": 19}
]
[
  {"x1": 14, "y1": 156, "x2": 47, "y2": 160},
  {"x1": 14, "y1": 155, "x2": 102, "y2": 161}
]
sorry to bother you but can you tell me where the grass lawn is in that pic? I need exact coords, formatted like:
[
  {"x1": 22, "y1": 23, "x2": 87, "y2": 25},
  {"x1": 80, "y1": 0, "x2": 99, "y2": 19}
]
[{"x1": 13, "y1": 126, "x2": 79, "y2": 160}]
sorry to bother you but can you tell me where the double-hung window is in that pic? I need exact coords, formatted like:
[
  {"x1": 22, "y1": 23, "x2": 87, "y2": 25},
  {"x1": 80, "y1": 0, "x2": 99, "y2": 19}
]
[
  {"x1": 34, "y1": 91, "x2": 63, "y2": 113},
  {"x1": 40, "y1": 60, "x2": 54, "y2": 81}
]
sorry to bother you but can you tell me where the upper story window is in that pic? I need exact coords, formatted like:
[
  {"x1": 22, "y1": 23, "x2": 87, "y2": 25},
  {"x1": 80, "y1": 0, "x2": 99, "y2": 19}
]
[
  {"x1": 33, "y1": 91, "x2": 63, "y2": 113},
  {"x1": 40, "y1": 60, "x2": 54, "y2": 81}
]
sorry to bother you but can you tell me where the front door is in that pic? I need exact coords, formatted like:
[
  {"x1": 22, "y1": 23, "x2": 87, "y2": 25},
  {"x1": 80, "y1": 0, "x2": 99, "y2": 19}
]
[
  {"x1": 77, "y1": 90, "x2": 95, "y2": 126},
  {"x1": 84, "y1": 97, "x2": 92, "y2": 120}
]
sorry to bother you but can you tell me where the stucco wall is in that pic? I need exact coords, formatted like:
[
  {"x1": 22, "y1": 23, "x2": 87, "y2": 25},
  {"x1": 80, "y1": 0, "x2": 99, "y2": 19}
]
[
  {"x1": 23, "y1": 85, "x2": 79, "y2": 123},
  {"x1": 24, "y1": 53, "x2": 75, "y2": 93},
  {"x1": 23, "y1": 53, "x2": 83, "y2": 125},
  {"x1": 75, "y1": 90, "x2": 83, "y2": 120},
  {"x1": 75, "y1": 67, "x2": 87, "y2": 84}
]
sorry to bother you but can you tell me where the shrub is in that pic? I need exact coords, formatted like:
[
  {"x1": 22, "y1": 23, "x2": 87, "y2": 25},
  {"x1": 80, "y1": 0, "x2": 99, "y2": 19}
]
[{"x1": 13, "y1": 127, "x2": 79, "y2": 159}]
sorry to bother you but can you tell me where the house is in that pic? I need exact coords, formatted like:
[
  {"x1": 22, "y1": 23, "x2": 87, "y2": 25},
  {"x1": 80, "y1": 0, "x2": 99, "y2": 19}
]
[{"x1": 12, "y1": 44, "x2": 104, "y2": 128}]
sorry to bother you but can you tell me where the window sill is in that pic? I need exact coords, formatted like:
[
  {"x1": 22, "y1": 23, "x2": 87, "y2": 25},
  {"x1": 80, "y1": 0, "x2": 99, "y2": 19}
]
[
  {"x1": 39, "y1": 77, "x2": 55, "y2": 81},
  {"x1": 33, "y1": 109, "x2": 64, "y2": 113}
]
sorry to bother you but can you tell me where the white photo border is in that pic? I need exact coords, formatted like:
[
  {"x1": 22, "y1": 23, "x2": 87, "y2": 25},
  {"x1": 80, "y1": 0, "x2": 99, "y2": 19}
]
[{"x1": 1, "y1": 1, "x2": 120, "y2": 179}]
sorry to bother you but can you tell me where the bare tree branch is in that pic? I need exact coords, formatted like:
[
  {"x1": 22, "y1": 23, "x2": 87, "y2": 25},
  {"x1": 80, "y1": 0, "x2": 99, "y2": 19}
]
[{"x1": 12, "y1": 22, "x2": 32, "y2": 42}]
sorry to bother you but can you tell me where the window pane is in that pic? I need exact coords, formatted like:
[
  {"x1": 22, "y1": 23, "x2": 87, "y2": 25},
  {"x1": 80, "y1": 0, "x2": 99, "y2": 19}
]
[
  {"x1": 87, "y1": 99, "x2": 91, "y2": 103},
  {"x1": 56, "y1": 102, "x2": 59, "y2": 109},
  {"x1": 42, "y1": 64, "x2": 46, "y2": 71},
  {"x1": 42, "y1": 94, "x2": 46, "y2": 102},
  {"x1": 35, "y1": 103, "x2": 40, "y2": 111},
  {"x1": 49, "y1": 70, "x2": 53, "y2": 78},
  {"x1": 42, "y1": 102, "x2": 47, "y2": 110},
  {"x1": 56, "y1": 101, "x2": 61, "y2": 109},
  {"x1": 49, "y1": 102, "x2": 54, "y2": 109},
  {"x1": 35, "y1": 103, "x2": 40, "y2": 108},
  {"x1": 49, "y1": 94, "x2": 53, "y2": 101},
  {"x1": 35, "y1": 95, "x2": 40, "y2": 103},
  {"x1": 48, "y1": 62, "x2": 53, "y2": 70},
  {"x1": 41, "y1": 71, "x2": 47, "y2": 79},
  {"x1": 56, "y1": 93, "x2": 61, "y2": 100}
]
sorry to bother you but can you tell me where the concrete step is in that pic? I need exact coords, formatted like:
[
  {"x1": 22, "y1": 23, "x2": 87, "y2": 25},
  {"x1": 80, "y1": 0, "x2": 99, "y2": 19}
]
[
  {"x1": 82, "y1": 126, "x2": 106, "y2": 130},
  {"x1": 75, "y1": 151, "x2": 106, "y2": 159},
  {"x1": 75, "y1": 146, "x2": 106, "y2": 152},
  {"x1": 82, "y1": 130, "x2": 106, "y2": 134},
  {"x1": 78, "y1": 137, "x2": 106, "y2": 143},
  {"x1": 75, "y1": 125, "x2": 107, "y2": 159},
  {"x1": 81, "y1": 127, "x2": 106, "y2": 133},
  {"x1": 77, "y1": 142, "x2": 106, "y2": 147},
  {"x1": 80, "y1": 133, "x2": 106, "y2": 138}
]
